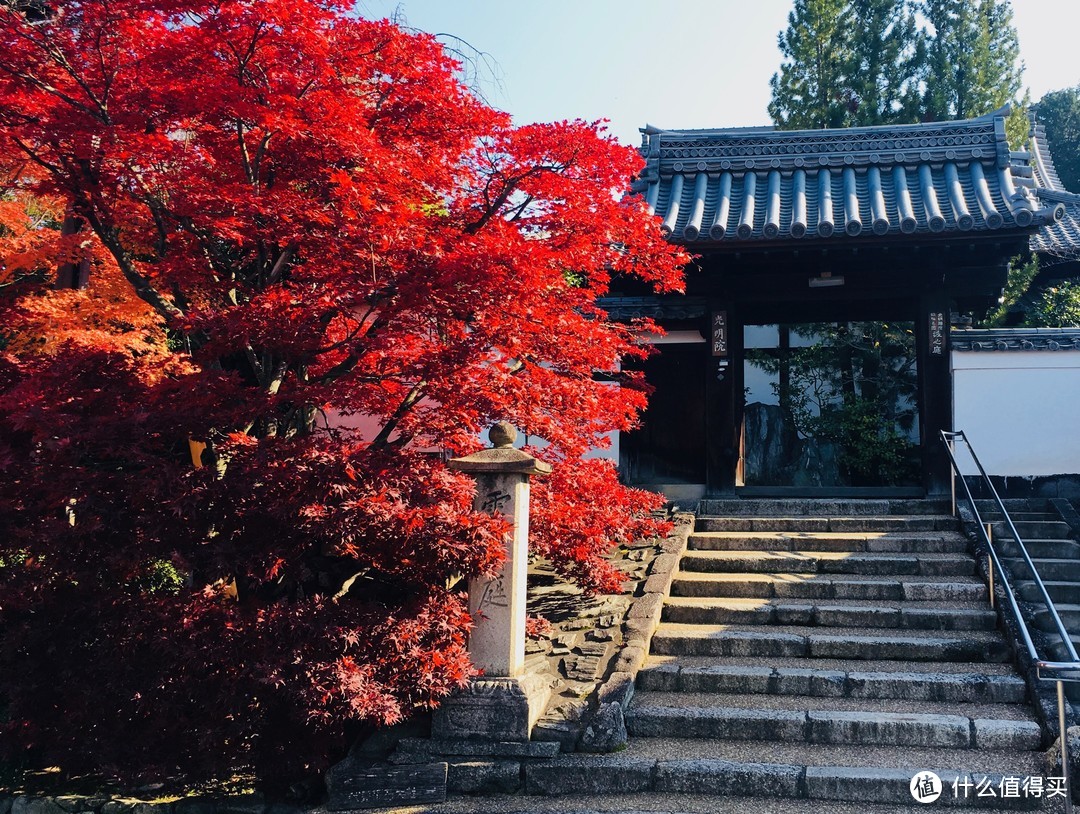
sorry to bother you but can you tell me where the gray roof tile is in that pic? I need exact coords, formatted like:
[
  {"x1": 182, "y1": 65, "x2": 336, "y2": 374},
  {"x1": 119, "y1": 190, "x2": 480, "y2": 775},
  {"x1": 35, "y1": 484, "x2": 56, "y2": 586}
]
[
  {"x1": 1028, "y1": 124, "x2": 1080, "y2": 265},
  {"x1": 638, "y1": 109, "x2": 1066, "y2": 246}
]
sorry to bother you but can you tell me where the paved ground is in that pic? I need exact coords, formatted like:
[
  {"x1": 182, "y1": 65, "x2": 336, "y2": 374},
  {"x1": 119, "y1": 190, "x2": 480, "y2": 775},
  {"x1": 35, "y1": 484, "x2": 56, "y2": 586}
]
[{"x1": 347, "y1": 790, "x2": 1070, "y2": 814}]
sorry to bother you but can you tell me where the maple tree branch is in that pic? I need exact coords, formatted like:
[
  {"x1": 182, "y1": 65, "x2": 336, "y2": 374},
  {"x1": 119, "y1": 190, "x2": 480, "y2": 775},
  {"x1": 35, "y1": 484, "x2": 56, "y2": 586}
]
[
  {"x1": 266, "y1": 359, "x2": 288, "y2": 395},
  {"x1": 371, "y1": 380, "x2": 426, "y2": 447},
  {"x1": 506, "y1": 193, "x2": 534, "y2": 223},
  {"x1": 465, "y1": 163, "x2": 566, "y2": 235},
  {"x1": 244, "y1": 345, "x2": 264, "y2": 381},
  {"x1": 7, "y1": 135, "x2": 62, "y2": 176},
  {"x1": 0, "y1": 268, "x2": 46, "y2": 289},
  {"x1": 265, "y1": 241, "x2": 297, "y2": 285},
  {"x1": 142, "y1": 196, "x2": 171, "y2": 259},
  {"x1": 236, "y1": 119, "x2": 254, "y2": 185},
  {"x1": 78, "y1": 202, "x2": 183, "y2": 321},
  {"x1": 0, "y1": 24, "x2": 110, "y2": 122}
]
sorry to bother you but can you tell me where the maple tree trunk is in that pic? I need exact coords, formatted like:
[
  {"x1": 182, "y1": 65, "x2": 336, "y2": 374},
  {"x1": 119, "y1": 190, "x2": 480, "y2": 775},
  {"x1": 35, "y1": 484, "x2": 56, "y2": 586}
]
[{"x1": 54, "y1": 212, "x2": 90, "y2": 290}]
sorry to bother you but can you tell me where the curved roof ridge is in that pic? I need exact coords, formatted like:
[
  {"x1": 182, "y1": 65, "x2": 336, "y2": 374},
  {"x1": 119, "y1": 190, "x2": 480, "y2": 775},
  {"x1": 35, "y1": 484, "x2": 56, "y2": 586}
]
[
  {"x1": 642, "y1": 107, "x2": 1011, "y2": 142},
  {"x1": 1029, "y1": 124, "x2": 1067, "y2": 192},
  {"x1": 1027, "y1": 124, "x2": 1080, "y2": 265}
]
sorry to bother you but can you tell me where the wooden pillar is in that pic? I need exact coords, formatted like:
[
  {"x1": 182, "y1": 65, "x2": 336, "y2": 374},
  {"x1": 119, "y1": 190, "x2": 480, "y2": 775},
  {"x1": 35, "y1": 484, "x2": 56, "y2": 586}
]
[
  {"x1": 917, "y1": 291, "x2": 953, "y2": 496},
  {"x1": 706, "y1": 306, "x2": 740, "y2": 496}
]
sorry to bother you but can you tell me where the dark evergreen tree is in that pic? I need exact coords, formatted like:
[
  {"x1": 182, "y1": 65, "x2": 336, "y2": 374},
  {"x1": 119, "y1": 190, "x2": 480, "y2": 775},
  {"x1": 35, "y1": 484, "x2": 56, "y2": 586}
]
[
  {"x1": 1035, "y1": 86, "x2": 1080, "y2": 192},
  {"x1": 770, "y1": 0, "x2": 1025, "y2": 136},
  {"x1": 844, "y1": 0, "x2": 922, "y2": 125},
  {"x1": 919, "y1": 0, "x2": 1024, "y2": 139},
  {"x1": 769, "y1": 0, "x2": 851, "y2": 129}
]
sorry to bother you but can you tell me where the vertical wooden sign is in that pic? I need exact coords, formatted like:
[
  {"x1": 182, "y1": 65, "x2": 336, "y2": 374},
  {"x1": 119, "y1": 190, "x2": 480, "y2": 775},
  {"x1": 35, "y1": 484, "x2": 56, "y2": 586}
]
[
  {"x1": 712, "y1": 311, "x2": 729, "y2": 358},
  {"x1": 929, "y1": 312, "x2": 945, "y2": 356}
]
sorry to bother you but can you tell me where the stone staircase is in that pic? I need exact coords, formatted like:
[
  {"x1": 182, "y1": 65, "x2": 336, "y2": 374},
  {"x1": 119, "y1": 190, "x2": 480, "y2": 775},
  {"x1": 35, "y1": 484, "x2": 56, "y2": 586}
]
[
  {"x1": 975, "y1": 499, "x2": 1080, "y2": 689},
  {"x1": 525, "y1": 499, "x2": 1055, "y2": 811}
]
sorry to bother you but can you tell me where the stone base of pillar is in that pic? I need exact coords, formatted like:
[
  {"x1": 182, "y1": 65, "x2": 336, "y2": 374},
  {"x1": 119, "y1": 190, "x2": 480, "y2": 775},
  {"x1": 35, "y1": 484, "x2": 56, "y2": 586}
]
[{"x1": 431, "y1": 674, "x2": 551, "y2": 742}]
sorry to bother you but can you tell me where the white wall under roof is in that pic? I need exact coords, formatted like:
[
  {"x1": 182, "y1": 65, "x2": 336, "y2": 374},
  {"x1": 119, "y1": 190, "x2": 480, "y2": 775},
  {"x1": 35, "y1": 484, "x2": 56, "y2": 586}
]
[{"x1": 953, "y1": 349, "x2": 1080, "y2": 476}]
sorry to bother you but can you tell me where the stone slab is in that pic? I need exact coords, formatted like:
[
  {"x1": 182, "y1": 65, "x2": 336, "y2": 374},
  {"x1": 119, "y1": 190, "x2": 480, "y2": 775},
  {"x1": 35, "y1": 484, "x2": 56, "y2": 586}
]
[
  {"x1": 807, "y1": 710, "x2": 971, "y2": 748},
  {"x1": 394, "y1": 737, "x2": 560, "y2": 759},
  {"x1": 598, "y1": 671, "x2": 636, "y2": 709},
  {"x1": 972, "y1": 718, "x2": 1043, "y2": 750},
  {"x1": 524, "y1": 756, "x2": 655, "y2": 795},
  {"x1": 325, "y1": 761, "x2": 447, "y2": 810},
  {"x1": 654, "y1": 759, "x2": 803, "y2": 797},
  {"x1": 445, "y1": 759, "x2": 521, "y2": 794},
  {"x1": 627, "y1": 706, "x2": 806, "y2": 741}
]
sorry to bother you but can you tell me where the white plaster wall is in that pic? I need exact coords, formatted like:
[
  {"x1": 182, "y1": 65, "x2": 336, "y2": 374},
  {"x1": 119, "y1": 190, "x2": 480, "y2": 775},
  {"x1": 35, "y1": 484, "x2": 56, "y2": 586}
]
[{"x1": 952, "y1": 349, "x2": 1080, "y2": 476}]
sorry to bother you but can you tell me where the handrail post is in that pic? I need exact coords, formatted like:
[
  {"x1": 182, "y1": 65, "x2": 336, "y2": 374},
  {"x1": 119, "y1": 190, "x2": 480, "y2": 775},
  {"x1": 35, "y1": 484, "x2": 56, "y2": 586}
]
[
  {"x1": 986, "y1": 523, "x2": 994, "y2": 609},
  {"x1": 949, "y1": 435, "x2": 957, "y2": 517},
  {"x1": 1059, "y1": 680, "x2": 1074, "y2": 813}
]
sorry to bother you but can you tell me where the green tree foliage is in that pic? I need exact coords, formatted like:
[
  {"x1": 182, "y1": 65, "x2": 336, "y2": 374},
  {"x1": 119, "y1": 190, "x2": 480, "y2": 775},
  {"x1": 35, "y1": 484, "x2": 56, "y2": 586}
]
[
  {"x1": 980, "y1": 255, "x2": 1080, "y2": 329},
  {"x1": 920, "y1": 0, "x2": 1021, "y2": 119},
  {"x1": 769, "y1": 0, "x2": 851, "y2": 129},
  {"x1": 920, "y1": 0, "x2": 1026, "y2": 142},
  {"x1": 1027, "y1": 282, "x2": 1080, "y2": 327},
  {"x1": 769, "y1": 0, "x2": 1026, "y2": 135},
  {"x1": 982, "y1": 254, "x2": 1039, "y2": 327},
  {"x1": 747, "y1": 323, "x2": 919, "y2": 486},
  {"x1": 844, "y1": 0, "x2": 923, "y2": 125},
  {"x1": 1035, "y1": 86, "x2": 1080, "y2": 192}
]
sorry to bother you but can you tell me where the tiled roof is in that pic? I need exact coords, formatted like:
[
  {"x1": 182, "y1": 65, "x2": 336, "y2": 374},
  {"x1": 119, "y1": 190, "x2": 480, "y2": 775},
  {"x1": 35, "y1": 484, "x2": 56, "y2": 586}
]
[
  {"x1": 952, "y1": 327, "x2": 1080, "y2": 351},
  {"x1": 634, "y1": 109, "x2": 1065, "y2": 246},
  {"x1": 1028, "y1": 124, "x2": 1080, "y2": 265}
]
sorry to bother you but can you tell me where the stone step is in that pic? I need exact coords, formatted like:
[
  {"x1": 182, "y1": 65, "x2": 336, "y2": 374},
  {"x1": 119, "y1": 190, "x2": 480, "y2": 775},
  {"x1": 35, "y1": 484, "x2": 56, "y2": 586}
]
[
  {"x1": 637, "y1": 660, "x2": 1028, "y2": 703},
  {"x1": 974, "y1": 499, "x2": 1053, "y2": 514},
  {"x1": 631, "y1": 690, "x2": 1035, "y2": 720},
  {"x1": 697, "y1": 515, "x2": 961, "y2": 533},
  {"x1": 993, "y1": 520, "x2": 1073, "y2": 540},
  {"x1": 662, "y1": 596, "x2": 997, "y2": 630},
  {"x1": 626, "y1": 702, "x2": 1041, "y2": 750},
  {"x1": 671, "y1": 572, "x2": 989, "y2": 601},
  {"x1": 700, "y1": 498, "x2": 954, "y2": 516},
  {"x1": 425, "y1": 790, "x2": 1051, "y2": 813},
  {"x1": 689, "y1": 530, "x2": 970, "y2": 554},
  {"x1": 520, "y1": 751, "x2": 1050, "y2": 809},
  {"x1": 997, "y1": 539, "x2": 1080, "y2": 560},
  {"x1": 644, "y1": 654, "x2": 1024, "y2": 676},
  {"x1": 1031, "y1": 604, "x2": 1080, "y2": 633},
  {"x1": 679, "y1": 549, "x2": 977, "y2": 577},
  {"x1": 979, "y1": 512, "x2": 1060, "y2": 522},
  {"x1": 648, "y1": 623, "x2": 1011, "y2": 662},
  {"x1": 1017, "y1": 580, "x2": 1080, "y2": 605},
  {"x1": 1005, "y1": 557, "x2": 1080, "y2": 582}
]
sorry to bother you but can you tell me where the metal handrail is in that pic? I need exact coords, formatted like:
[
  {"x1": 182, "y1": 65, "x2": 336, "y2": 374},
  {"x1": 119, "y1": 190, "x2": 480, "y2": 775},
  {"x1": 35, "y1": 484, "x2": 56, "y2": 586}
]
[{"x1": 942, "y1": 430, "x2": 1077, "y2": 812}]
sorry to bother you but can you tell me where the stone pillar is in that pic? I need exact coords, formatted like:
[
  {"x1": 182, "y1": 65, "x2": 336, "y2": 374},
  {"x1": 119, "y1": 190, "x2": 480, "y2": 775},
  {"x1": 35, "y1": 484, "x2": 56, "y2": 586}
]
[{"x1": 431, "y1": 422, "x2": 553, "y2": 742}]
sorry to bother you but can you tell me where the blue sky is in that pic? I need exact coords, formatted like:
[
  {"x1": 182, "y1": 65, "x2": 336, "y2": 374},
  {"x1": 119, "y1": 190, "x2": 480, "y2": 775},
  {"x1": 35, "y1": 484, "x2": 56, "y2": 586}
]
[{"x1": 358, "y1": 0, "x2": 1080, "y2": 147}]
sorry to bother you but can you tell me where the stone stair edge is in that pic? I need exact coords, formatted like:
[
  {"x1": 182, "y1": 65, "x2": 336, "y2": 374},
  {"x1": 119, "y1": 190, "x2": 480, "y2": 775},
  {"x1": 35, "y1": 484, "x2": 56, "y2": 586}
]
[
  {"x1": 636, "y1": 661, "x2": 1027, "y2": 703},
  {"x1": 521, "y1": 756, "x2": 1050, "y2": 809}
]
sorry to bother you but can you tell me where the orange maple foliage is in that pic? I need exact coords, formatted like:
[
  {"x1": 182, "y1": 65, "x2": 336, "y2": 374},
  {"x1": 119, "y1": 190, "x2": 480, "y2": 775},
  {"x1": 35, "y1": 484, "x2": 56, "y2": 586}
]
[{"x1": 0, "y1": 162, "x2": 165, "y2": 356}]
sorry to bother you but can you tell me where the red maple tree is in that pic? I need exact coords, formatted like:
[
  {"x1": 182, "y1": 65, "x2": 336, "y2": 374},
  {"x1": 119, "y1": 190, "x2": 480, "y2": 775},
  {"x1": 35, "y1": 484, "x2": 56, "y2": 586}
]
[{"x1": 0, "y1": 0, "x2": 686, "y2": 789}]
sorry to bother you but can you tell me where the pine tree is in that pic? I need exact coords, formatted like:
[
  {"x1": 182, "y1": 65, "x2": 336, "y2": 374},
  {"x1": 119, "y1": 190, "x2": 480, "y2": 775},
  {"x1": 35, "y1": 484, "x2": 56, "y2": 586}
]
[
  {"x1": 770, "y1": 0, "x2": 1026, "y2": 135},
  {"x1": 769, "y1": 0, "x2": 851, "y2": 129},
  {"x1": 844, "y1": 0, "x2": 923, "y2": 125},
  {"x1": 920, "y1": 0, "x2": 1023, "y2": 121}
]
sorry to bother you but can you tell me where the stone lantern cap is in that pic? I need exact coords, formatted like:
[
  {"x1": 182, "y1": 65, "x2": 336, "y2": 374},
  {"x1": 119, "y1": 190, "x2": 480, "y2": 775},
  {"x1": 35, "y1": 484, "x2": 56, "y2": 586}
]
[{"x1": 447, "y1": 421, "x2": 553, "y2": 477}]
